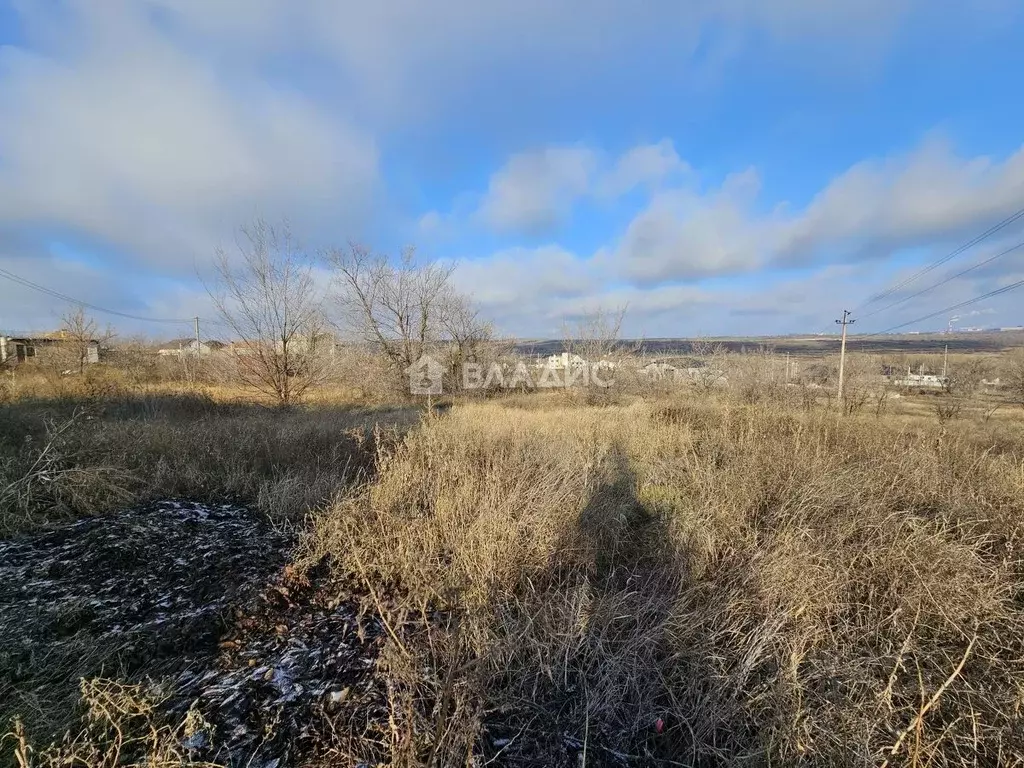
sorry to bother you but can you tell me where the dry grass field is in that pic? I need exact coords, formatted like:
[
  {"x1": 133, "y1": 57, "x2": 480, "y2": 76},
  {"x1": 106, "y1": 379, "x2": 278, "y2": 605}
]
[{"x1": 2, "y1": 350, "x2": 1023, "y2": 766}]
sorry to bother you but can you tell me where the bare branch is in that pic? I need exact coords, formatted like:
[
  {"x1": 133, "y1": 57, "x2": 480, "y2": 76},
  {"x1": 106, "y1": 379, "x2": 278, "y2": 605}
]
[
  {"x1": 209, "y1": 219, "x2": 329, "y2": 404},
  {"x1": 326, "y1": 244, "x2": 485, "y2": 391}
]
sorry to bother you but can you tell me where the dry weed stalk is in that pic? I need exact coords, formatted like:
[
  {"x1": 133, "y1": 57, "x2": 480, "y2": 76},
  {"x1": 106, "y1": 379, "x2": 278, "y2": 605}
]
[{"x1": 3, "y1": 679, "x2": 222, "y2": 768}]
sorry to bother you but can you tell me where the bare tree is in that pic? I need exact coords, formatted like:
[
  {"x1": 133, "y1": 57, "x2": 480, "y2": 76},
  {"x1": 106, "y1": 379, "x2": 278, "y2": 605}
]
[
  {"x1": 327, "y1": 244, "x2": 486, "y2": 389},
  {"x1": 441, "y1": 293, "x2": 494, "y2": 367},
  {"x1": 562, "y1": 306, "x2": 630, "y2": 364},
  {"x1": 838, "y1": 355, "x2": 877, "y2": 416},
  {"x1": 439, "y1": 293, "x2": 512, "y2": 391},
  {"x1": 556, "y1": 306, "x2": 636, "y2": 402},
  {"x1": 57, "y1": 306, "x2": 114, "y2": 375},
  {"x1": 210, "y1": 219, "x2": 328, "y2": 405}
]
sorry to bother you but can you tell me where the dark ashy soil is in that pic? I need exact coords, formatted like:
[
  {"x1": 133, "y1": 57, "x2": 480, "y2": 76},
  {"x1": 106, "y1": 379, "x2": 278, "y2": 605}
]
[
  {"x1": 0, "y1": 501, "x2": 385, "y2": 768},
  {"x1": 0, "y1": 500, "x2": 641, "y2": 767},
  {"x1": 0, "y1": 500, "x2": 293, "y2": 677},
  {"x1": 165, "y1": 559, "x2": 387, "y2": 767}
]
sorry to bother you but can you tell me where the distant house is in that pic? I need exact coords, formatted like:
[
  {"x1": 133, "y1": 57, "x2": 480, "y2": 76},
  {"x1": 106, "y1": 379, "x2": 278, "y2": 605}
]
[
  {"x1": 683, "y1": 367, "x2": 727, "y2": 385},
  {"x1": 273, "y1": 332, "x2": 338, "y2": 356},
  {"x1": 640, "y1": 361, "x2": 678, "y2": 380},
  {"x1": 158, "y1": 339, "x2": 226, "y2": 356},
  {"x1": 893, "y1": 372, "x2": 946, "y2": 389},
  {"x1": 539, "y1": 352, "x2": 617, "y2": 371},
  {"x1": 0, "y1": 334, "x2": 100, "y2": 367}
]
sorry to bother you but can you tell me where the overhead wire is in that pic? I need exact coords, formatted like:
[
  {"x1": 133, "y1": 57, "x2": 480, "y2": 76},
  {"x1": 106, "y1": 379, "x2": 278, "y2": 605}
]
[
  {"x1": 857, "y1": 204, "x2": 1024, "y2": 310},
  {"x1": 858, "y1": 238, "x2": 1024, "y2": 321},
  {"x1": 0, "y1": 266, "x2": 195, "y2": 325},
  {"x1": 860, "y1": 278, "x2": 1024, "y2": 338}
]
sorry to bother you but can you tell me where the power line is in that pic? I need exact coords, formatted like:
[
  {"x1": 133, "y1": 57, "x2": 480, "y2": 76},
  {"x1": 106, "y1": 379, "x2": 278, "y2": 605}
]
[
  {"x1": 858, "y1": 205, "x2": 1024, "y2": 309},
  {"x1": 836, "y1": 310, "x2": 855, "y2": 400},
  {"x1": 873, "y1": 278, "x2": 1024, "y2": 336},
  {"x1": 859, "y1": 238, "x2": 1024, "y2": 321},
  {"x1": 0, "y1": 266, "x2": 194, "y2": 325}
]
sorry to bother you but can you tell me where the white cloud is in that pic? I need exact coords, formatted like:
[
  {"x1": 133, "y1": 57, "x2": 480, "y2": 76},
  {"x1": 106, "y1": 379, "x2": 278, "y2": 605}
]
[
  {"x1": 445, "y1": 137, "x2": 1024, "y2": 337},
  {"x1": 615, "y1": 168, "x2": 768, "y2": 283},
  {"x1": 140, "y1": 0, "x2": 993, "y2": 118},
  {"x1": 776, "y1": 138, "x2": 1024, "y2": 265},
  {"x1": 472, "y1": 140, "x2": 688, "y2": 236},
  {"x1": 596, "y1": 140, "x2": 689, "y2": 199},
  {"x1": 450, "y1": 245, "x2": 600, "y2": 310},
  {"x1": 476, "y1": 147, "x2": 597, "y2": 235},
  {"x1": 0, "y1": 1, "x2": 379, "y2": 271},
  {"x1": 609, "y1": 140, "x2": 1024, "y2": 285},
  {"x1": 448, "y1": 240, "x2": 1024, "y2": 338},
  {"x1": 443, "y1": 245, "x2": 845, "y2": 338},
  {"x1": 417, "y1": 211, "x2": 446, "y2": 237},
  {"x1": 1, "y1": 1, "x2": 1019, "y2": 337}
]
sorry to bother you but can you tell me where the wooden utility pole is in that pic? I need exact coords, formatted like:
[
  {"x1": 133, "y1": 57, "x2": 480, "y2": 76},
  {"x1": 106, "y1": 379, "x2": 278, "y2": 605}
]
[
  {"x1": 942, "y1": 344, "x2": 949, "y2": 378},
  {"x1": 194, "y1": 316, "x2": 201, "y2": 351},
  {"x1": 836, "y1": 310, "x2": 855, "y2": 401}
]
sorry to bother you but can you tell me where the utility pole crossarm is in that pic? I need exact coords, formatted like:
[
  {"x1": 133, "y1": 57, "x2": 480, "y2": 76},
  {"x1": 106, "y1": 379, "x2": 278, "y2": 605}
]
[{"x1": 836, "y1": 310, "x2": 856, "y2": 402}]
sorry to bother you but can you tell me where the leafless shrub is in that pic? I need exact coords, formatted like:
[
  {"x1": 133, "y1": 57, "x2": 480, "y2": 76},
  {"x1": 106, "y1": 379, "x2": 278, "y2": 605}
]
[
  {"x1": 936, "y1": 359, "x2": 990, "y2": 422},
  {"x1": 60, "y1": 307, "x2": 113, "y2": 374},
  {"x1": 105, "y1": 338, "x2": 163, "y2": 390},
  {"x1": 839, "y1": 355, "x2": 878, "y2": 415},
  {"x1": 946, "y1": 358, "x2": 990, "y2": 399},
  {"x1": 562, "y1": 305, "x2": 631, "y2": 363},
  {"x1": 689, "y1": 338, "x2": 729, "y2": 393},
  {"x1": 439, "y1": 292, "x2": 506, "y2": 390},
  {"x1": 26, "y1": 308, "x2": 116, "y2": 399},
  {"x1": 0, "y1": 408, "x2": 134, "y2": 532},
  {"x1": 723, "y1": 345, "x2": 789, "y2": 405},
  {"x1": 558, "y1": 306, "x2": 637, "y2": 404},
  {"x1": 871, "y1": 376, "x2": 897, "y2": 417}
]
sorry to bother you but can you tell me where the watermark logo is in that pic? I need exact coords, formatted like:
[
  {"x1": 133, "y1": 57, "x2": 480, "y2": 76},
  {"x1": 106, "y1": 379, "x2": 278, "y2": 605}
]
[
  {"x1": 407, "y1": 355, "x2": 618, "y2": 395},
  {"x1": 407, "y1": 355, "x2": 444, "y2": 395},
  {"x1": 463, "y1": 360, "x2": 615, "y2": 390}
]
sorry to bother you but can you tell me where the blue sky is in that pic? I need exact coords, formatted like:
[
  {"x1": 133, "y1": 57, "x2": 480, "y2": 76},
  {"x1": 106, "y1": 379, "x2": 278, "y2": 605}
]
[{"x1": 1, "y1": 0, "x2": 1023, "y2": 339}]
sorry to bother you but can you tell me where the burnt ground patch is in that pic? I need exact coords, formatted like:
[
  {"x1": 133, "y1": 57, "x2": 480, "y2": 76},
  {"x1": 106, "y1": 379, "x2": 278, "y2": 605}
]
[
  {"x1": 163, "y1": 560, "x2": 387, "y2": 767},
  {"x1": 0, "y1": 501, "x2": 292, "y2": 744},
  {"x1": 0, "y1": 501, "x2": 386, "y2": 768}
]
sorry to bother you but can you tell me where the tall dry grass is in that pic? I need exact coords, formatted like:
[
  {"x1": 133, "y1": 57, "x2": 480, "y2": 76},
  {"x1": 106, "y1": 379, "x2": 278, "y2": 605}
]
[
  {"x1": 0, "y1": 391, "x2": 418, "y2": 534},
  {"x1": 308, "y1": 398, "x2": 1024, "y2": 766}
]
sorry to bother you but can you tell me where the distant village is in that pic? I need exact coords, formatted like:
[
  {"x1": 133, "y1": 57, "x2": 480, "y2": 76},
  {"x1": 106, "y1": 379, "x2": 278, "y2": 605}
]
[
  {"x1": 0, "y1": 332, "x2": 338, "y2": 367},
  {"x1": 4, "y1": 327, "x2": 1013, "y2": 396}
]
